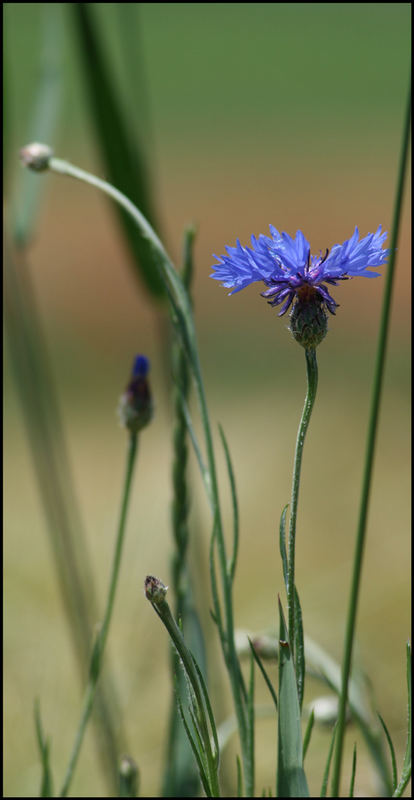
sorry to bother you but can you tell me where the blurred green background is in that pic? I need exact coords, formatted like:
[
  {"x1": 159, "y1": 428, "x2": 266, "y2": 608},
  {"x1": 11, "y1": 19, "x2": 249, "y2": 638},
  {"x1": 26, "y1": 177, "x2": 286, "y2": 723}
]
[{"x1": 4, "y1": 3, "x2": 410, "y2": 797}]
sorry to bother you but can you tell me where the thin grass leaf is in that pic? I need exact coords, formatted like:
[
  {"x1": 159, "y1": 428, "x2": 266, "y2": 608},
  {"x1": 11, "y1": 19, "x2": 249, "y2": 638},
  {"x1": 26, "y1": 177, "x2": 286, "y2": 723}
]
[
  {"x1": 276, "y1": 599, "x2": 309, "y2": 798},
  {"x1": 176, "y1": 696, "x2": 212, "y2": 798},
  {"x1": 279, "y1": 504, "x2": 289, "y2": 588},
  {"x1": 349, "y1": 743, "x2": 357, "y2": 798},
  {"x1": 191, "y1": 655, "x2": 220, "y2": 766},
  {"x1": 188, "y1": 703, "x2": 208, "y2": 765},
  {"x1": 236, "y1": 755, "x2": 244, "y2": 797},
  {"x1": 218, "y1": 424, "x2": 239, "y2": 581},
  {"x1": 179, "y1": 395, "x2": 212, "y2": 506},
  {"x1": 209, "y1": 522, "x2": 225, "y2": 643},
  {"x1": 393, "y1": 642, "x2": 412, "y2": 798},
  {"x1": 294, "y1": 586, "x2": 305, "y2": 711},
  {"x1": 321, "y1": 721, "x2": 337, "y2": 797},
  {"x1": 34, "y1": 699, "x2": 53, "y2": 798},
  {"x1": 71, "y1": 3, "x2": 165, "y2": 299},
  {"x1": 378, "y1": 713, "x2": 398, "y2": 791},
  {"x1": 163, "y1": 659, "x2": 200, "y2": 797},
  {"x1": 246, "y1": 651, "x2": 255, "y2": 797},
  {"x1": 303, "y1": 709, "x2": 314, "y2": 762},
  {"x1": 401, "y1": 641, "x2": 412, "y2": 775},
  {"x1": 248, "y1": 639, "x2": 278, "y2": 711}
]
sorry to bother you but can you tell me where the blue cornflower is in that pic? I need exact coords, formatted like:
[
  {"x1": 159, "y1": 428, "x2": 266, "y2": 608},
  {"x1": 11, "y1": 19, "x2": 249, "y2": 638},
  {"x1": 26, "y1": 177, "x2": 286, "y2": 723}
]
[
  {"x1": 211, "y1": 225, "x2": 389, "y2": 348},
  {"x1": 211, "y1": 225, "x2": 389, "y2": 316}
]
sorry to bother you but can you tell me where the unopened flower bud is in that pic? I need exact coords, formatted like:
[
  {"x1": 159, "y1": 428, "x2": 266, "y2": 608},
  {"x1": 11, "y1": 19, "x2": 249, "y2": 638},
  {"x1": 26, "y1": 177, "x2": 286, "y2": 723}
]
[
  {"x1": 289, "y1": 292, "x2": 328, "y2": 349},
  {"x1": 118, "y1": 355, "x2": 153, "y2": 433},
  {"x1": 144, "y1": 575, "x2": 168, "y2": 605},
  {"x1": 20, "y1": 142, "x2": 53, "y2": 171}
]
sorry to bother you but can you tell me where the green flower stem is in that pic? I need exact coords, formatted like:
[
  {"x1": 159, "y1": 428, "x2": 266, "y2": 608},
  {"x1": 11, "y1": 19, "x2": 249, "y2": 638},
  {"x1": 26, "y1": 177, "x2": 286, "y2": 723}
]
[
  {"x1": 162, "y1": 228, "x2": 197, "y2": 796},
  {"x1": 287, "y1": 347, "x2": 318, "y2": 661},
  {"x1": 59, "y1": 433, "x2": 139, "y2": 797},
  {"x1": 30, "y1": 151, "x2": 249, "y2": 793},
  {"x1": 331, "y1": 85, "x2": 411, "y2": 798},
  {"x1": 170, "y1": 227, "x2": 195, "y2": 618}
]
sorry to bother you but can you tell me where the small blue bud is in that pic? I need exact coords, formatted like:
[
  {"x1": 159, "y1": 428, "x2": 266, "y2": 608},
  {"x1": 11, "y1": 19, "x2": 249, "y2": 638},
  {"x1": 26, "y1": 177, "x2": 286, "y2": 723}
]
[{"x1": 118, "y1": 354, "x2": 153, "y2": 433}]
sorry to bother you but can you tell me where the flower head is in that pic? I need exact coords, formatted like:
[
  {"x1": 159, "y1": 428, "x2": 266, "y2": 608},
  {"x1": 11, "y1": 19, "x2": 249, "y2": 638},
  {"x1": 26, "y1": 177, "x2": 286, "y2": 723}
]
[{"x1": 211, "y1": 225, "x2": 389, "y2": 347}]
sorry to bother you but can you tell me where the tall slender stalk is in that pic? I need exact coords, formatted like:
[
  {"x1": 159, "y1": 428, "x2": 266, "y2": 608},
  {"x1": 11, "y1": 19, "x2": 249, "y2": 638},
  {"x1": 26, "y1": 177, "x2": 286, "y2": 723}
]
[
  {"x1": 287, "y1": 347, "x2": 318, "y2": 660},
  {"x1": 162, "y1": 227, "x2": 201, "y2": 798},
  {"x1": 331, "y1": 84, "x2": 411, "y2": 797},
  {"x1": 59, "y1": 433, "x2": 139, "y2": 797}
]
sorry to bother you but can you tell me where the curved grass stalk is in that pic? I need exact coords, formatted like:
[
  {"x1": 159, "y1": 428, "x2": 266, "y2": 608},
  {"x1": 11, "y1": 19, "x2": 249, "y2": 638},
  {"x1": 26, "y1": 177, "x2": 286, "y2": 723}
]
[{"x1": 22, "y1": 146, "x2": 252, "y2": 793}]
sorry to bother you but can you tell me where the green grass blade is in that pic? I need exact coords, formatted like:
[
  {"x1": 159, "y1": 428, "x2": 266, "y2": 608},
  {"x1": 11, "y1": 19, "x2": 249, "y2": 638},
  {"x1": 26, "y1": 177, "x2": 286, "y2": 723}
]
[
  {"x1": 320, "y1": 722, "x2": 337, "y2": 797},
  {"x1": 279, "y1": 504, "x2": 289, "y2": 588},
  {"x1": 179, "y1": 396, "x2": 211, "y2": 505},
  {"x1": 276, "y1": 599, "x2": 309, "y2": 798},
  {"x1": 71, "y1": 3, "x2": 165, "y2": 299},
  {"x1": 34, "y1": 699, "x2": 53, "y2": 798},
  {"x1": 302, "y1": 709, "x2": 314, "y2": 761},
  {"x1": 401, "y1": 642, "x2": 412, "y2": 774},
  {"x1": 294, "y1": 586, "x2": 305, "y2": 711},
  {"x1": 236, "y1": 755, "x2": 243, "y2": 797},
  {"x1": 192, "y1": 655, "x2": 220, "y2": 766},
  {"x1": 176, "y1": 696, "x2": 212, "y2": 798},
  {"x1": 218, "y1": 424, "x2": 239, "y2": 581},
  {"x1": 248, "y1": 638, "x2": 278, "y2": 711},
  {"x1": 209, "y1": 522, "x2": 225, "y2": 642},
  {"x1": 349, "y1": 743, "x2": 357, "y2": 798},
  {"x1": 393, "y1": 642, "x2": 411, "y2": 797},
  {"x1": 378, "y1": 713, "x2": 398, "y2": 791},
  {"x1": 246, "y1": 652, "x2": 255, "y2": 797}
]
